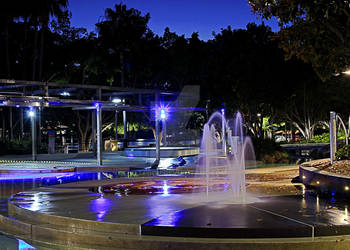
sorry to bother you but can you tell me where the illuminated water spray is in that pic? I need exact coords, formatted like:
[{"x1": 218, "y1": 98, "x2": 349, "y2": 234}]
[{"x1": 197, "y1": 111, "x2": 255, "y2": 202}]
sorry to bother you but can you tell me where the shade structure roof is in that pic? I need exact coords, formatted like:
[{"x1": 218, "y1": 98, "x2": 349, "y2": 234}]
[{"x1": 0, "y1": 79, "x2": 205, "y2": 112}]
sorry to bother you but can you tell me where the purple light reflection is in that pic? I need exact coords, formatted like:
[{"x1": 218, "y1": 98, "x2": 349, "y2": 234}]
[
  {"x1": 145, "y1": 210, "x2": 183, "y2": 227},
  {"x1": 89, "y1": 196, "x2": 113, "y2": 221},
  {"x1": 0, "y1": 172, "x2": 73, "y2": 180},
  {"x1": 162, "y1": 181, "x2": 170, "y2": 196}
]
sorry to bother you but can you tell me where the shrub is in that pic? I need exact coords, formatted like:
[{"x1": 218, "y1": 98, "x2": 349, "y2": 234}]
[
  {"x1": 252, "y1": 137, "x2": 290, "y2": 163},
  {"x1": 297, "y1": 132, "x2": 346, "y2": 144},
  {"x1": 336, "y1": 145, "x2": 350, "y2": 160},
  {"x1": 0, "y1": 139, "x2": 48, "y2": 155}
]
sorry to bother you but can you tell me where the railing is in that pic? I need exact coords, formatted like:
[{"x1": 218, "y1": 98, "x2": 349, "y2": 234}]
[{"x1": 64, "y1": 143, "x2": 79, "y2": 154}]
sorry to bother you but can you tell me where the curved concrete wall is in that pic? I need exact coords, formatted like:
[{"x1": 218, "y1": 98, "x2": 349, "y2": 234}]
[{"x1": 300, "y1": 164, "x2": 350, "y2": 196}]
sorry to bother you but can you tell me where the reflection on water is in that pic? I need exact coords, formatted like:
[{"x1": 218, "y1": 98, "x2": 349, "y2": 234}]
[
  {"x1": 89, "y1": 195, "x2": 113, "y2": 221},
  {"x1": 0, "y1": 233, "x2": 36, "y2": 249},
  {"x1": 0, "y1": 172, "x2": 120, "y2": 200},
  {"x1": 18, "y1": 238, "x2": 35, "y2": 249}
]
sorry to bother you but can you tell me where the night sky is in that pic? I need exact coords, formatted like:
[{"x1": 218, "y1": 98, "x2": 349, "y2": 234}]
[{"x1": 69, "y1": 0, "x2": 279, "y2": 41}]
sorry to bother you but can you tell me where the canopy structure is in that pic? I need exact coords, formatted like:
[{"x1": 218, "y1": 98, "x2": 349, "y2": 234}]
[{"x1": 0, "y1": 79, "x2": 205, "y2": 167}]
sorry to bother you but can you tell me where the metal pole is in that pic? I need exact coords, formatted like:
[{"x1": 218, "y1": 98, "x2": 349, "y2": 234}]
[
  {"x1": 1, "y1": 109, "x2": 5, "y2": 141},
  {"x1": 162, "y1": 119, "x2": 167, "y2": 146},
  {"x1": 155, "y1": 91, "x2": 160, "y2": 165},
  {"x1": 123, "y1": 110, "x2": 127, "y2": 148},
  {"x1": 31, "y1": 108, "x2": 37, "y2": 161},
  {"x1": 115, "y1": 111, "x2": 118, "y2": 140},
  {"x1": 221, "y1": 108, "x2": 226, "y2": 155},
  {"x1": 330, "y1": 111, "x2": 337, "y2": 164},
  {"x1": 9, "y1": 107, "x2": 13, "y2": 140},
  {"x1": 20, "y1": 108, "x2": 24, "y2": 139},
  {"x1": 38, "y1": 107, "x2": 41, "y2": 147},
  {"x1": 96, "y1": 104, "x2": 103, "y2": 166},
  {"x1": 91, "y1": 110, "x2": 96, "y2": 155}
]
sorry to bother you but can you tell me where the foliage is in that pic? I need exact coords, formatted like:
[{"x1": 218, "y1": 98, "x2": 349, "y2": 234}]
[
  {"x1": 249, "y1": 0, "x2": 350, "y2": 81},
  {"x1": 2, "y1": 2, "x2": 350, "y2": 146},
  {"x1": 186, "y1": 112, "x2": 206, "y2": 131},
  {"x1": 299, "y1": 133, "x2": 330, "y2": 143},
  {"x1": 0, "y1": 139, "x2": 48, "y2": 155},
  {"x1": 336, "y1": 145, "x2": 350, "y2": 160},
  {"x1": 252, "y1": 137, "x2": 289, "y2": 163},
  {"x1": 296, "y1": 132, "x2": 346, "y2": 144}
]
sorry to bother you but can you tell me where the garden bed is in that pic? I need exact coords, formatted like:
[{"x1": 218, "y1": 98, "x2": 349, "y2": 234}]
[{"x1": 302, "y1": 159, "x2": 350, "y2": 177}]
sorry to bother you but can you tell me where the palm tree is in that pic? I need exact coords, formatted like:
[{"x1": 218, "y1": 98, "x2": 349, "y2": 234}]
[
  {"x1": 0, "y1": 1, "x2": 28, "y2": 78},
  {"x1": 29, "y1": 0, "x2": 68, "y2": 80},
  {"x1": 96, "y1": 4, "x2": 150, "y2": 87}
]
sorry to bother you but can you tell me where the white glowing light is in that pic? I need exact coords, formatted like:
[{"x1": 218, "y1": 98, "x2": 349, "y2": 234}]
[
  {"x1": 28, "y1": 110, "x2": 35, "y2": 117},
  {"x1": 60, "y1": 91, "x2": 70, "y2": 96},
  {"x1": 162, "y1": 181, "x2": 169, "y2": 196},
  {"x1": 160, "y1": 108, "x2": 167, "y2": 120},
  {"x1": 112, "y1": 98, "x2": 122, "y2": 104}
]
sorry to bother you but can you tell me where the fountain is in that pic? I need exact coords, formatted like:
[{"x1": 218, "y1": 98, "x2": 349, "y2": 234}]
[
  {"x1": 197, "y1": 111, "x2": 255, "y2": 202},
  {"x1": 5, "y1": 110, "x2": 350, "y2": 248}
]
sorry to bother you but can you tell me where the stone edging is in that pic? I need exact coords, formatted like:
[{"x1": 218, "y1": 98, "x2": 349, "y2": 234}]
[{"x1": 300, "y1": 160, "x2": 350, "y2": 196}]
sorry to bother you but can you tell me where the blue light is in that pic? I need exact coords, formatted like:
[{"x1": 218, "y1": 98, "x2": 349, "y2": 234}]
[
  {"x1": 160, "y1": 108, "x2": 167, "y2": 120},
  {"x1": 221, "y1": 108, "x2": 225, "y2": 114},
  {"x1": 60, "y1": 91, "x2": 70, "y2": 96},
  {"x1": 112, "y1": 98, "x2": 122, "y2": 104},
  {"x1": 162, "y1": 180, "x2": 170, "y2": 196},
  {"x1": 89, "y1": 197, "x2": 113, "y2": 221},
  {"x1": 18, "y1": 239, "x2": 35, "y2": 249},
  {"x1": 28, "y1": 107, "x2": 35, "y2": 117}
]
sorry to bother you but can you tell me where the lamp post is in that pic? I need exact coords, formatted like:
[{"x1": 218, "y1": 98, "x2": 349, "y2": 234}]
[
  {"x1": 221, "y1": 108, "x2": 226, "y2": 155},
  {"x1": 160, "y1": 107, "x2": 167, "y2": 146},
  {"x1": 330, "y1": 111, "x2": 337, "y2": 164},
  {"x1": 153, "y1": 92, "x2": 160, "y2": 168},
  {"x1": 96, "y1": 103, "x2": 102, "y2": 166},
  {"x1": 28, "y1": 107, "x2": 37, "y2": 161}
]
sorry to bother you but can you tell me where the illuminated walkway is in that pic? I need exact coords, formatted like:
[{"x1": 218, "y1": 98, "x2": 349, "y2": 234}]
[{"x1": 0, "y1": 152, "x2": 194, "y2": 171}]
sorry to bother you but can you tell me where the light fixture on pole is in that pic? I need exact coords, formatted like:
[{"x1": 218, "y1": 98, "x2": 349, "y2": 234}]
[
  {"x1": 28, "y1": 107, "x2": 37, "y2": 161},
  {"x1": 28, "y1": 108, "x2": 35, "y2": 118},
  {"x1": 112, "y1": 98, "x2": 122, "y2": 104},
  {"x1": 160, "y1": 107, "x2": 167, "y2": 120}
]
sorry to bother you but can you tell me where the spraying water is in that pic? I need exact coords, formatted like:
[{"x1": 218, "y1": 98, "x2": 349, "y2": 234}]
[{"x1": 197, "y1": 111, "x2": 256, "y2": 202}]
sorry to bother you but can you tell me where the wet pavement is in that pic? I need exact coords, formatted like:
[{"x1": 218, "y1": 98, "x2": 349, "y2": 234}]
[
  {"x1": 0, "y1": 234, "x2": 36, "y2": 250},
  {"x1": 3, "y1": 164, "x2": 350, "y2": 248},
  {"x1": 143, "y1": 193, "x2": 350, "y2": 238},
  {"x1": 6, "y1": 165, "x2": 350, "y2": 239}
]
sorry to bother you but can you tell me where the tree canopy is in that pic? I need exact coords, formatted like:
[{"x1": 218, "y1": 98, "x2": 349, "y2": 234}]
[
  {"x1": 249, "y1": 0, "x2": 350, "y2": 81},
  {"x1": 1, "y1": 1, "x2": 350, "y2": 143}
]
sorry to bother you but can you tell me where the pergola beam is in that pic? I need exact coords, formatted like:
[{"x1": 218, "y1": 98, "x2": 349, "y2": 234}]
[
  {"x1": 0, "y1": 79, "x2": 206, "y2": 167},
  {"x1": 0, "y1": 79, "x2": 160, "y2": 94}
]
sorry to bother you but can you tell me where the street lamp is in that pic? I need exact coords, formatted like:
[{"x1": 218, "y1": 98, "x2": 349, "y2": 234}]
[
  {"x1": 28, "y1": 108, "x2": 35, "y2": 118},
  {"x1": 112, "y1": 98, "x2": 122, "y2": 104},
  {"x1": 160, "y1": 107, "x2": 167, "y2": 120},
  {"x1": 28, "y1": 107, "x2": 37, "y2": 161},
  {"x1": 158, "y1": 106, "x2": 168, "y2": 147}
]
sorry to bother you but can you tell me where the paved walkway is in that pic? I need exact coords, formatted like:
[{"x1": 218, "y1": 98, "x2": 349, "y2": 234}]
[{"x1": 0, "y1": 152, "x2": 156, "y2": 170}]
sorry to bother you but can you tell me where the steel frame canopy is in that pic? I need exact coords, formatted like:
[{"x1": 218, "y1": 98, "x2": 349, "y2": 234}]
[{"x1": 0, "y1": 79, "x2": 204, "y2": 167}]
